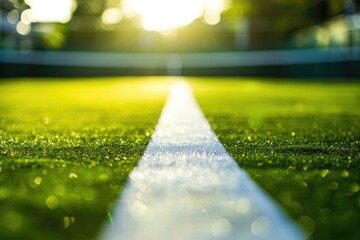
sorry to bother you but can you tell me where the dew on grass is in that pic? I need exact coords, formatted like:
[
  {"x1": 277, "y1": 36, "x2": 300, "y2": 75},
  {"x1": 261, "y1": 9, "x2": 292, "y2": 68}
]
[
  {"x1": 341, "y1": 170, "x2": 349, "y2": 178},
  {"x1": 320, "y1": 169, "x2": 329, "y2": 178},
  {"x1": 69, "y1": 172, "x2": 78, "y2": 179},
  {"x1": 63, "y1": 216, "x2": 75, "y2": 229},
  {"x1": 100, "y1": 173, "x2": 109, "y2": 182},
  {"x1": 349, "y1": 183, "x2": 360, "y2": 194},
  {"x1": 34, "y1": 176, "x2": 42, "y2": 185},
  {"x1": 46, "y1": 195, "x2": 59, "y2": 209},
  {"x1": 286, "y1": 166, "x2": 296, "y2": 175}
]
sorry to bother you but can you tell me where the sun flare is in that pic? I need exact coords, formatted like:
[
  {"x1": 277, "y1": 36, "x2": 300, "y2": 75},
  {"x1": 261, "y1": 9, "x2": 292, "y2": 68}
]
[
  {"x1": 123, "y1": 0, "x2": 228, "y2": 32},
  {"x1": 25, "y1": 0, "x2": 76, "y2": 23}
]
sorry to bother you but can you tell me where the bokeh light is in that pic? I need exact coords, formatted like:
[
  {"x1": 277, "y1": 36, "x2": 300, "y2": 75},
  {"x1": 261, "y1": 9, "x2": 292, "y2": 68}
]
[
  {"x1": 102, "y1": 7, "x2": 123, "y2": 25},
  {"x1": 16, "y1": 21, "x2": 31, "y2": 35},
  {"x1": 122, "y1": 0, "x2": 228, "y2": 32},
  {"x1": 7, "y1": 9, "x2": 19, "y2": 24},
  {"x1": 25, "y1": 0, "x2": 76, "y2": 23}
]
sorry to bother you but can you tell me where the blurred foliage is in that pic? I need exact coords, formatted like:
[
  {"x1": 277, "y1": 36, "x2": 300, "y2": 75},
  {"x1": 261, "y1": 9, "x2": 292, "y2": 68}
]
[
  {"x1": 2, "y1": 0, "x2": 359, "y2": 50},
  {"x1": 192, "y1": 78, "x2": 360, "y2": 240},
  {"x1": 226, "y1": 0, "x2": 359, "y2": 33}
]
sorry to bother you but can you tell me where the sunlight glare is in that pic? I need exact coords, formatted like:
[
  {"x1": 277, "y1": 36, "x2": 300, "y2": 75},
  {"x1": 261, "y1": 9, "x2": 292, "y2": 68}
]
[
  {"x1": 102, "y1": 7, "x2": 123, "y2": 25},
  {"x1": 25, "y1": 0, "x2": 76, "y2": 23},
  {"x1": 122, "y1": 0, "x2": 228, "y2": 32}
]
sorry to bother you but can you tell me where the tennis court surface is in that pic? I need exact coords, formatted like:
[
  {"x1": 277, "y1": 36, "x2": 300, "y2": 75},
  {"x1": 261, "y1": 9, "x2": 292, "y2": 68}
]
[{"x1": 0, "y1": 77, "x2": 359, "y2": 240}]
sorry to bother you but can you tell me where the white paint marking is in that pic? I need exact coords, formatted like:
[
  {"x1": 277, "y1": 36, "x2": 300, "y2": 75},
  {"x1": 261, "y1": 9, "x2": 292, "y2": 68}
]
[{"x1": 100, "y1": 80, "x2": 304, "y2": 240}]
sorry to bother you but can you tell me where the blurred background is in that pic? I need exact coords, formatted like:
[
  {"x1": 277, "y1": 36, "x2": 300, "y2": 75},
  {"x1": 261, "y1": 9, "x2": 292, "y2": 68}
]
[{"x1": 1, "y1": 0, "x2": 360, "y2": 77}]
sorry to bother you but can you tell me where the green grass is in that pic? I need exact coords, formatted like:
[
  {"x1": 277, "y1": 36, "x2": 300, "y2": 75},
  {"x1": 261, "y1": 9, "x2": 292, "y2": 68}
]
[
  {"x1": 0, "y1": 78, "x2": 170, "y2": 240},
  {"x1": 1, "y1": 77, "x2": 359, "y2": 240},
  {"x1": 191, "y1": 78, "x2": 360, "y2": 240}
]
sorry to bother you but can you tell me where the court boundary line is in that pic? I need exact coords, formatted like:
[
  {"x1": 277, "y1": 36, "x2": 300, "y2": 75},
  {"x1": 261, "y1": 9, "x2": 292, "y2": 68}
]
[{"x1": 100, "y1": 79, "x2": 305, "y2": 240}]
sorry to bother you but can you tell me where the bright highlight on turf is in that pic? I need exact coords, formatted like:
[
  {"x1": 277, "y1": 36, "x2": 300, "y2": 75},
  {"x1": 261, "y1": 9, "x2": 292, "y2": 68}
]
[{"x1": 100, "y1": 80, "x2": 304, "y2": 240}]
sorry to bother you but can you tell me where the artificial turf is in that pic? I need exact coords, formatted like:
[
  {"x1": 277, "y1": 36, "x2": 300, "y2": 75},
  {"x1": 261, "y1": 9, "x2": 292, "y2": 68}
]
[
  {"x1": 1, "y1": 77, "x2": 359, "y2": 240},
  {"x1": 191, "y1": 78, "x2": 360, "y2": 240},
  {"x1": 0, "y1": 78, "x2": 170, "y2": 240}
]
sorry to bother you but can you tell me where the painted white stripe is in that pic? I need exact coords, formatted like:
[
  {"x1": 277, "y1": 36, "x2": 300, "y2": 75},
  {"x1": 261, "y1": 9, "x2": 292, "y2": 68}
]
[{"x1": 100, "y1": 80, "x2": 304, "y2": 240}]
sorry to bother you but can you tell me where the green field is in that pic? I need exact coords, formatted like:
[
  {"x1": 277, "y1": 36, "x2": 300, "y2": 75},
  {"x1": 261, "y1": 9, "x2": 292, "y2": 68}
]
[
  {"x1": 191, "y1": 78, "x2": 360, "y2": 240},
  {"x1": 0, "y1": 78, "x2": 170, "y2": 240},
  {"x1": 0, "y1": 77, "x2": 359, "y2": 240}
]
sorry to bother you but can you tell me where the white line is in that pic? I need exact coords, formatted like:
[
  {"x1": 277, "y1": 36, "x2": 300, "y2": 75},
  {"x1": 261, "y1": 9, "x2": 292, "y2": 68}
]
[{"x1": 100, "y1": 80, "x2": 304, "y2": 240}]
